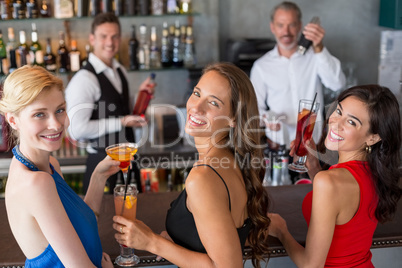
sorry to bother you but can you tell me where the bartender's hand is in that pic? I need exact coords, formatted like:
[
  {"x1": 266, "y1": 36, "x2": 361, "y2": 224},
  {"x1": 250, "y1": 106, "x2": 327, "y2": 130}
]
[
  {"x1": 101, "y1": 252, "x2": 114, "y2": 268},
  {"x1": 121, "y1": 115, "x2": 148, "y2": 128},
  {"x1": 113, "y1": 216, "x2": 157, "y2": 251},
  {"x1": 303, "y1": 22, "x2": 325, "y2": 53},
  {"x1": 139, "y1": 76, "x2": 156, "y2": 97},
  {"x1": 289, "y1": 139, "x2": 322, "y2": 180}
]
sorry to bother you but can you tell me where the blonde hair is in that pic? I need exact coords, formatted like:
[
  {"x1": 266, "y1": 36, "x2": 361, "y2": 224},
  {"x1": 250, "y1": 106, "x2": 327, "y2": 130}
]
[{"x1": 0, "y1": 66, "x2": 64, "y2": 143}]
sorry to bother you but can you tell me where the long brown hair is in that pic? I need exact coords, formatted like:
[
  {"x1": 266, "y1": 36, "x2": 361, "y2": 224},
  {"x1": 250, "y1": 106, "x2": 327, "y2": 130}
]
[
  {"x1": 337, "y1": 85, "x2": 401, "y2": 223},
  {"x1": 203, "y1": 63, "x2": 270, "y2": 267}
]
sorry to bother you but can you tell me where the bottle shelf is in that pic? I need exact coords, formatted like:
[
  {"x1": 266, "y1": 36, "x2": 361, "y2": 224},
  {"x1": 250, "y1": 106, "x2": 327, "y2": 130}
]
[{"x1": 0, "y1": 12, "x2": 200, "y2": 24}]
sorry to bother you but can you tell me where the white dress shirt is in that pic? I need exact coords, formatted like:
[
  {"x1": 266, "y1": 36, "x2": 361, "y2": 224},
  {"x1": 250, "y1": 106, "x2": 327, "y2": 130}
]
[
  {"x1": 66, "y1": 53, "x2": 130, "y2": 142},
  {"x1": 250, "y1": 45, "x2": 346, "y2": 147}
]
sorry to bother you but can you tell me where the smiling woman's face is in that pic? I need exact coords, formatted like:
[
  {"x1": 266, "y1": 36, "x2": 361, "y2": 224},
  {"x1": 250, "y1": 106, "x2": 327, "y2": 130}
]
[
  {"x1": 12, "y1": 87, "x2": 69, "y2": 153},
  {"x1": 326, "y1": 96, "x2": 376, "y2": 160},
  {"x1": 185, "y1": 70, "x2": 234, "y2": 142}
]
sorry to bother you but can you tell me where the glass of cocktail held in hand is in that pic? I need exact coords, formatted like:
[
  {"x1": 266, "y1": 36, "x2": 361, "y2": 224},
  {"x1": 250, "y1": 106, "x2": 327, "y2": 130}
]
[
  {"x1": 106, "y1": 143, "x2": 139, "y2": 266},
  {"x1": 113, "y1": 185, "x2": 139, "y2": 266},
  {"x1": 288, "y1": 99, "x2": 320, "y2": 173}
]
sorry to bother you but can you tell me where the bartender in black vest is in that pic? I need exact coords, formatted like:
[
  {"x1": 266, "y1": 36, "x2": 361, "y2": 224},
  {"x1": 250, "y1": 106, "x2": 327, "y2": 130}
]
[{"x1": 66, "y1": 13, "x2": 155, "y2": 193}]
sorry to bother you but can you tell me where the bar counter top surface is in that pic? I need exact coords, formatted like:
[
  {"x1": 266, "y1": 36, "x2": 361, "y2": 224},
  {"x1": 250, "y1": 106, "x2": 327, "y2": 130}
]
[{"x1": 1, "y1": 184, "x2": 401, "y2": 267}]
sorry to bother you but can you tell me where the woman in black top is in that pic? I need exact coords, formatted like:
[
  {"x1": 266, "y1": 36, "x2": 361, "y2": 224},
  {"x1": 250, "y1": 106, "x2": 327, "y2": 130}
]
[{"x1": 113, "y1": 63, "x2": 271, "y2": 267}]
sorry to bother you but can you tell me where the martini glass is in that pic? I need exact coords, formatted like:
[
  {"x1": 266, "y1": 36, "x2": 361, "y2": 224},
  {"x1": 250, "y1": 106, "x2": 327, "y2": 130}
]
[{"x1": 105, "y1": 143, "x2": 138, "y2": 184}]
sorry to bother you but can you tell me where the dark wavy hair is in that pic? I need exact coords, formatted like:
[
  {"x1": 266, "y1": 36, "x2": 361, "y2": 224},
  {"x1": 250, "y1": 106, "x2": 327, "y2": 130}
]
[
  {"x1": 337, "y1": 85, "x2": 402, "y2": 223},
  {"x1": 203, "y1": 63, "x2": 270, "y2": 267}
]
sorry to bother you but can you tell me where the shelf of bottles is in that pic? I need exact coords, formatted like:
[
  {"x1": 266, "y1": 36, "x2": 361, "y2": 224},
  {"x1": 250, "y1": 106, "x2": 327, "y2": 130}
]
[{"x1": 0, "y1": 0, "x2": 198, "y2": 76}]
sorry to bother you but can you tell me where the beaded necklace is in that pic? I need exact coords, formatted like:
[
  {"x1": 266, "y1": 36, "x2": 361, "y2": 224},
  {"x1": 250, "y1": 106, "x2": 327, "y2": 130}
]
[{"x1": 12, "y1": 145, "x2": 40, "y2": 171}]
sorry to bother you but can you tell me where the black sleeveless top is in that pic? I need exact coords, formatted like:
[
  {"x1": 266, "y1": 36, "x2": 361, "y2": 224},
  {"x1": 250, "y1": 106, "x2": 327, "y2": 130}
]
[
  {"x1": 83, "y1": 62, "x2": 134, "y2": 150},
  {"x1": 165, "y1": 164, "x2": 251, "y2": 253}
]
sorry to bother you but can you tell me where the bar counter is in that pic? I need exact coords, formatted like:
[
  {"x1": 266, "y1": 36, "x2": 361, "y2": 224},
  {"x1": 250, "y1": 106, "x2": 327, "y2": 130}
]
[{"x1": 1, "y1": 184, "x2": 401, "y2": 267}]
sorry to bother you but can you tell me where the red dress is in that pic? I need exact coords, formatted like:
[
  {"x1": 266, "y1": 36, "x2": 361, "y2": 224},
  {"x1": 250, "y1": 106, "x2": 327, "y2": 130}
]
[{"x1": 302, "y1": 161, "x2": 378, "y2": 267}]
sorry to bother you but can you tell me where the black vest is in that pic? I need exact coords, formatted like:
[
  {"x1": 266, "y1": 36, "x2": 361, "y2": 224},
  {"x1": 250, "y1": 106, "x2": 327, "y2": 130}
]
[{"x1": 83, "y1": 62, "x2": 135, "y2": 150}]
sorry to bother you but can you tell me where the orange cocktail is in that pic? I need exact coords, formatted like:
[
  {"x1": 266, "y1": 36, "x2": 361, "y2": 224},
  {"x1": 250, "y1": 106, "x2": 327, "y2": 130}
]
[
  {"x1": 114, "y1": 185, "x2": 140, "y2": 266},
  {"x1": 106, "y1": 143, "x2": 138, "y2": 173}
]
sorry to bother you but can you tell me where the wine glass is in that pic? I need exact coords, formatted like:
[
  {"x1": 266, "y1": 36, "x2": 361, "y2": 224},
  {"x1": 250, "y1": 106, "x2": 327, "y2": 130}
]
[
  {"x1": 288, "y1": 99, "x2": 320, "y2": 173},
  {"x1": 113, "y1": 185, "x2": 140, "y2": 266}
]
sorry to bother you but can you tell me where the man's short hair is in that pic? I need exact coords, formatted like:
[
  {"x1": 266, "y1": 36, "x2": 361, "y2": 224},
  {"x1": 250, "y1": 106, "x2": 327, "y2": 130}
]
[
  {"x1": 91, "y1": 12, "x2": 121, "y2": 34},
  {"x1": 270, "y1": 1, "x2": 302, "y2": 22}
]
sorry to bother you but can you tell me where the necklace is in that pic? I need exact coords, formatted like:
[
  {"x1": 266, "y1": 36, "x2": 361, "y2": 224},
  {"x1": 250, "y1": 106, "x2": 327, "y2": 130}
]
[{"x1": 12, "y1": 145, "x2": 40, "y2": 171}]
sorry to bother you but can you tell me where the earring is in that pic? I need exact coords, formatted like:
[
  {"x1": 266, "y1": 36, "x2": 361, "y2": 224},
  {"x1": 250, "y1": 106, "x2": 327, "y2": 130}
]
[{"x1": 365, "y1": 145, "x2": 372, "y2": 154}]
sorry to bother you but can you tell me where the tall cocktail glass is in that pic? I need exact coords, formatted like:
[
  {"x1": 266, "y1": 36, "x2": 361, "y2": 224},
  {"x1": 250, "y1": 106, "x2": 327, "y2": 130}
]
[
  {"x1": 113, "y1": 185, "x2": 140, "y2": 266},
  {"x1": 288, "y1": 99, "x2": 320, "y2": 173}
]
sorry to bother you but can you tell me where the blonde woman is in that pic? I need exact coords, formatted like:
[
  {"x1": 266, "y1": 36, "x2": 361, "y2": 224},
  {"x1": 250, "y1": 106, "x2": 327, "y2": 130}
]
[{"x1": 0, "y1": 66, "x2": 118, "y2": 268}]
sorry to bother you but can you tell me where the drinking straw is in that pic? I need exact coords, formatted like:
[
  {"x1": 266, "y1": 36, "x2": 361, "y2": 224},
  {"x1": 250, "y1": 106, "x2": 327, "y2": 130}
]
[
  {"x1": 295, "y1": 92, "x2": 318, "y2": 155},
  {"x1": 120, "y1": 160, "x2": 131, "y2": 215}
]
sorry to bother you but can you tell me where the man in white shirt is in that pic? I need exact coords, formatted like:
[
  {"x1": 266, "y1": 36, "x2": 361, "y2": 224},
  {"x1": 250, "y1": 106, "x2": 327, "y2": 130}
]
[
  {"x1": 66, "y1": 13, "x2": 154, "y2": 193},
  {"x1": 250, "y1": 1, "x2": 345, "y2": 148}
]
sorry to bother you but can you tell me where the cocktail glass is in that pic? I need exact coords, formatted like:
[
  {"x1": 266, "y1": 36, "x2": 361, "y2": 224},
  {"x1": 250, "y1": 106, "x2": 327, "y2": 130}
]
[
  {"x1": 113, "y1": 185, "x2": 140, "y2": 266},
  {"x1": 288, "y1": 99, "x2": 320, "y2": 173},
  {"x1": 105, "y1": 143, "x2": 138, "y2": 184}
]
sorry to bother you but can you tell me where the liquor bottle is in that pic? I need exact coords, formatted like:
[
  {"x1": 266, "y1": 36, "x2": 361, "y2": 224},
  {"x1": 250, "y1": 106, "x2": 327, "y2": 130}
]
[
  {"x1": 0, "y1": 30, "x2": 6, "y2": 61},
  {"x1": 145, "y1": 173, "x2": 151, "y2": 193},
  {"x1": 54, "y1": 0, "x2": 74, "y2": 18},
  {"x1": 172, "y1": 21, "x2": 183, "y2": 67},
  {"x1": 183, "y1": 25, "x2": 196, "y2": 67},
  {"x1": 114, "y1": 0, "x2": 123, "y2": 16},
  {"x1": 0, "y1": 30, "x2": 6, "y2": 76},
  {"x1": 69, "y1": 40, "x2": 81, "y2": 72},
  {"x1": 0, "y1": 0, "x2": 12, "y2": 20},
  {"x1": 39, "y1": 0, "x2": 51, "y2": 17},
  {"x1": 168, "y1": 24, "x2": 175, "y2": 64},
  {"x1": 298, "y1": 16, "x2": 320, "y2": 55},
  {"x1": 76, "y1": 0, "x2": 89, "y2": 17},
  {"x1": 12, "y1": 0, "x2": 25, "y2": 19},
  {"x1": 0, "y1": 58, "x2": 5, "y2": 76},
  {"x1": 160, "y1": 22, "x2": 172, "y2": 67},
  {"x1": 133, "y1": 73, "x2": 155, "y2": 116},
  {"x1": 81, "y1": 44, "x2": 90, "y2": 67},
  {"x1": 125, "y1": 0, "x2": 136, "y2": 15},
  {"x1": 166, "y1": 174, "x2": 173, "y2": 192},
  {"x1": 138, "y1": 24, "x2": 150, "y2": 70},
  {"x1": 26, "y1": 0, "x2": 39, "y2": 18},
  {"x1": 30, "y1": 23, "x2": 44, "y2": 66},
  {"x1": 149, "y1": 26, "x2": 161, "y2": 68},
  {"x1": 128, "y1": 25, "x2": 139, "y2": 70},
  {"x1": 90, "y1": 0, "x2": 101, "y2": 16},
  {"x1": 6, "y1": 28, "x2": 18, "y2": 73},
  {"x1": 102, "y1": 0, "x2": 112, "y2": 13},
  {"x1": 18, "y1": 30, "x2": 30, "y2": 67},
  {"x1": 166, "y1": 0, "x2": 178, "y2": 14},
  {"x1": 57, "y1": 31, "x2": 70, "y2": 73},
  {"x1": 151, "y1": 0, "x2": 163, "y2": 15},
  {"x1": 138, "y1": 0, "x2": 149, "y2": 15},
  {"x1": 43, "y1": 38, "x2": 57, "y2": 72},
  {"x1": 179, "y1": 0, "x2": 191, "y2": 14}
]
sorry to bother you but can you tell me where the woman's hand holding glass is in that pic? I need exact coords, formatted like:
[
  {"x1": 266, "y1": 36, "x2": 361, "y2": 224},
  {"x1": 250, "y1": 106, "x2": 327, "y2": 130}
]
[
  {"x1": 113, "y1": 216, "x2": 157, "y2": 252},
  {"x1": 289, "y1": 139, "x2": 322, "y2": 180}
]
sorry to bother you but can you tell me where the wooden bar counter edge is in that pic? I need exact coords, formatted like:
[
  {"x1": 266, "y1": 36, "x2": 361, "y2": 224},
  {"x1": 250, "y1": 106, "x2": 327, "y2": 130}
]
[{"x1": 1, "y1": 184, "x2": 401, "y2": 267}]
